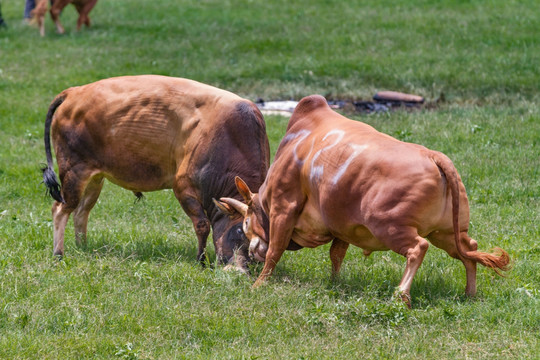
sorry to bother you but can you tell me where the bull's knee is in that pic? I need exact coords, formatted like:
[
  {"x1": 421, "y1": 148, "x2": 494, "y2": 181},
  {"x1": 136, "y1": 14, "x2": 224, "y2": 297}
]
[
  {"x1": 400, "y1": 237, "x2": 429, "y2": 260},
  {"x1": 195, "y1": 219, "x2": 210, "y2": 236}
]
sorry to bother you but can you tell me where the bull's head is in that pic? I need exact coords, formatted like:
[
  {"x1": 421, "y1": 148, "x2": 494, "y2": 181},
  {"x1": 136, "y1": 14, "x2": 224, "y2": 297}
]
[
  {"x1": 214, "y1": 177, "x2": 269, "y2": 263},
  {"x1": 210, "y1": 216, "x2": 250, "y2": 272}
]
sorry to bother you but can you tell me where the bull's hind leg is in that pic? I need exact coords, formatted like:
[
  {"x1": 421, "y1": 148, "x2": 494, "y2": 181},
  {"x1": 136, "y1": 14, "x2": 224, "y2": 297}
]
[
  {"x1": 374, "y1": 227, "x2": 429, "y2": 307},
  {"x1": 52, "y1": 201, "x2": 71, "y2": 256},
  {"x1": 397, "y1": 235, "x2": 429, "y2": 307},
  {"x1": 72, "y1": 176, "x2": 104, "y2": 248},
  {"x1": 429, "y1": 231, "x2": 478, "y2": 296},
  {"x1": 52, "y1": 168, "x2": 96, "y2": 256}
]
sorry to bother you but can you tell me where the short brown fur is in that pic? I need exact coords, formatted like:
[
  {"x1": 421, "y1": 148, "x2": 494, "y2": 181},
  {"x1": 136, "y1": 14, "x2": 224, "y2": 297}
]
[
  {"x1": 219, "y1": 95, "x2": 510, "y2": 306},
  {"x1": 42, "y1": 75, "x2": 270, "y2": 271}
]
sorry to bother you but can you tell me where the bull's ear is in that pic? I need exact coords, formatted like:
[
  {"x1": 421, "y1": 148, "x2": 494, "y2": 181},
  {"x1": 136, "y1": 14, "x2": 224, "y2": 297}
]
[
  {"x1": 213, "y1": 198, "x2": 237, "y2": 217},
  {"x1": 235, "y1": 176, "x2": 254, "y2": 205}
]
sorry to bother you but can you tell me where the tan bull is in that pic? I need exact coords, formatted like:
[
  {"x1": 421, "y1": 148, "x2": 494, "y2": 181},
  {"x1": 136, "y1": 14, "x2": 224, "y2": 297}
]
[
  {"x1": 217, "y1": 95, "x2": 510, "y2": 306},
  {"x1": 42, "y1": 75, "x2": 270, "y2": 271}
]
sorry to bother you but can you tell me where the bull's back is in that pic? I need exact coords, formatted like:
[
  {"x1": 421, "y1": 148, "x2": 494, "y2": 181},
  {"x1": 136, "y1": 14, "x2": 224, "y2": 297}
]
[{"x1": 51, "y1": 76, "x2": 244, "y2": 192}]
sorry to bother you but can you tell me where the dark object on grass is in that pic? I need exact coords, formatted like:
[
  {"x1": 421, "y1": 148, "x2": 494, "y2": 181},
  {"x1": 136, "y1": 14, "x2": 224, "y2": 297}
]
[
  {"x1": 353, "y1": 101, "x2": 390, "y2": 113},
  {"x1": 0, "y1": 2, "x2": 7, "y2": 28}
]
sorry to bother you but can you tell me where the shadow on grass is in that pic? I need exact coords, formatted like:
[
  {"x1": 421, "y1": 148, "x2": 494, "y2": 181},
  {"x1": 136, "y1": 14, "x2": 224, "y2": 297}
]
[
  {"x1": 73, "y1": 232, "x2": 207, "y2": 265},
  {"x1": 69, "y1": 233, "x2": 475, "y2": 308},
  {"x1": 324, "y1": 270, "x2": 473, "y2": 309},
  {"x1": 268, "y1": 253, "x2": 472, "y2": 309}
]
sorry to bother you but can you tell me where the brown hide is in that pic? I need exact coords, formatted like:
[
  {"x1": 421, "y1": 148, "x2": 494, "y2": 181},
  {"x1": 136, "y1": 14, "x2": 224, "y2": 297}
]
[
  {"x1": 220, "y1": 95, "x2": 509, "y2": 305},
  {"x1": 32, "y1": 0, "x2": 98, "y2": 36},
  {"x1": 42, "y1": 75, "x2": 270, "y2": 270}
]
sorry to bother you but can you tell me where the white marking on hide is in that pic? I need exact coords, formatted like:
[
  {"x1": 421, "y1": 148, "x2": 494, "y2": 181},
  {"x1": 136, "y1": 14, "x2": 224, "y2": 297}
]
[
  {"x1": 332, "y1": 144, "x2": 369, "y2": 185},
  {"x1": 310, "y1": 130, "x2": 344, "y2": 183},
  {"x1": 283, "y1": 130, "x2": 312, "y2": 165}
]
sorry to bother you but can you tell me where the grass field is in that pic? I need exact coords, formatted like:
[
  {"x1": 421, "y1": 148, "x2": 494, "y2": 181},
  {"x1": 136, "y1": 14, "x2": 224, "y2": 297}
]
[{"x1": 0, "y1": 0, "x2": 539, "y2": 358}]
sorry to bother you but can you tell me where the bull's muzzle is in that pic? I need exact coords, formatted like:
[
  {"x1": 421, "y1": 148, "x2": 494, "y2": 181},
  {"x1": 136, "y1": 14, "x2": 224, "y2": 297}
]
[{"x1": 248, "y1": 237, "x2": 267, "y2": 262}]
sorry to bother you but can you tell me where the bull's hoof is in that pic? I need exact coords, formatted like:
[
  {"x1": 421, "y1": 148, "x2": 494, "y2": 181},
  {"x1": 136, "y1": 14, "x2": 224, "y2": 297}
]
[{"x1": 394, "y1": 288, "x2": 412, "y2": 309}]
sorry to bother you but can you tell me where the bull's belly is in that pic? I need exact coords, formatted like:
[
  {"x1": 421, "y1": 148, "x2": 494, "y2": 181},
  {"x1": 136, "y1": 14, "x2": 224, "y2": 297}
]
[
  {"x1": 102, "y1": 166, "x2": 176, "y2": 192},
  {"x1": 292, "y1": 202, "x2": 334, "y2": 248},
  {"x1": 291, "y1": 229, "x2": 333, "y2": 248},
  {"x1": 336, "y1": 225, "x2": 390, "y2": 254}
]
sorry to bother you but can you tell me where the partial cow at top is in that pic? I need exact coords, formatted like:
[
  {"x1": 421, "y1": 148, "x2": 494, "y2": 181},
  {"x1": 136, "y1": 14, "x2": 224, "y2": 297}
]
[{"x1": 32, "y1": 0, "x2": 98, "y2": 36}]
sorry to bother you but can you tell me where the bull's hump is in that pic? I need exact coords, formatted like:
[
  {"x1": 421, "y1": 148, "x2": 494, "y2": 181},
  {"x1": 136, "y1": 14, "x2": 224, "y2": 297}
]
[
  {"x1": 295, "y1": 95, "x2": 329, "y2": 114},
  {"x1": 287, "y1": 95, "x2": 331, "y2": 131}
]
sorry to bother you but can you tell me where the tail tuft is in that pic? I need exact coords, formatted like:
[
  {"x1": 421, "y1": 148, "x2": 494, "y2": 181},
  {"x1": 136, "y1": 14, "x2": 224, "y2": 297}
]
[
  {"x1": 42, "y1": 165, "x2": 64, "y2": 203},
  {"x1": 481, "y1": 247, "x2": 511, "y2": 276}
]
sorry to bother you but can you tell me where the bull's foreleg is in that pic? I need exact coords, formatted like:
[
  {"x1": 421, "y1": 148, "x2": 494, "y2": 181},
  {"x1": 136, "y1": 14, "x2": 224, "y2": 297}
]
[
  {"x1": 174, "y1": 186, "x2": 210, "y2": 266},
  {"x1": 253, "y1": 212, "x2": 297, "y2": 287},
  {"x1": 72, "y1": 176, "x2": 104, "y2": 248},
  {"x1": 329, "y1": 238, "x2": 349, "y2": 278}
]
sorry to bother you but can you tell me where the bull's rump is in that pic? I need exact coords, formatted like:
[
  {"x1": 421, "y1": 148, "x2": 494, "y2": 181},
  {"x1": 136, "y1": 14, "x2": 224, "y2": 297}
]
[{"x1": 51, "y1": 75, "x2": 243, "y2": 192}]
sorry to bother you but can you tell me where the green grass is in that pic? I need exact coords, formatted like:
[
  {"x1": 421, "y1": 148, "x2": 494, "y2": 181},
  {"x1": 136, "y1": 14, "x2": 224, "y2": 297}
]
[{"x1": 0, "y1": 0, "x2": 539, "y2": 358}]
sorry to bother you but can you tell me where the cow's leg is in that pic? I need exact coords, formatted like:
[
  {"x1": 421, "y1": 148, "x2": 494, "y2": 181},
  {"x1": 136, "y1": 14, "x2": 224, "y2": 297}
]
[
  {"x1": 49, "y1": 5, "x2": 65, "y2": 34},
  {"x1": 52, "y1": 166, "x2": 97, "y2": 257},
  {"x1": 52, "y1": 200, "x2": 71, "y2": 257},
  {"x1": 428, "y1": 231, "x2": 478, "y2": 296},
  {"x1": 74, "y1": 0, "x2": 97, "y2": 30},
  {"x1": 253, "y1": 212, "x2": 298, "y2": 287},
  {"x1": 173, "y1": 182, "x2": 210, "y2": 266},
  {"x1": 33, "y1": 0, "x2": 49, "y2": 36},
  {"x1": 329, "y1": 238, "x2": 349, "y2": 278},
  {"x1": 396, "y1": 235, "x2": 429, "y2": 307},
  {"x1": 375, "y1": 227, "x2": 429, "y2": 308},
  {"x1": 51, "y1": 170, "x2": 88, "y2": 256},
  {"x1": 72, "y1": 176, "x2": 104, "y2": 248}
]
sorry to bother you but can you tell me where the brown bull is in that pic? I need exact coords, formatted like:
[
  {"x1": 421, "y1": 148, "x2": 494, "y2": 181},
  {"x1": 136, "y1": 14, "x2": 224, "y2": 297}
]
[
  {"x1": 32, "y1": 0, "x2": 98, "y2": 36},
  {"x1": 42, "y1": 75, "x2": 270, "y2": 271},
  {"x1": 217, "y1": 95, "x2": 510, "y2": 305}
]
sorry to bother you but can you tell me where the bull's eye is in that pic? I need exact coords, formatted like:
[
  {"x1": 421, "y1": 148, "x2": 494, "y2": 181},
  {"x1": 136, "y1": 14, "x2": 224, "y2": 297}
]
[
  {"x1": 243, "y1": 218, "x2": 250, "y2": 233},
  {"x1": 236, "y1": 227, "x2": 243, "y2": 236}
]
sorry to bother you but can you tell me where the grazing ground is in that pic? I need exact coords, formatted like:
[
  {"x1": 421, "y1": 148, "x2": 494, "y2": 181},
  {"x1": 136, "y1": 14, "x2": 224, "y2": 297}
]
[{"x1": 0, "y1": 0, "x2": 539, "y2": 358}]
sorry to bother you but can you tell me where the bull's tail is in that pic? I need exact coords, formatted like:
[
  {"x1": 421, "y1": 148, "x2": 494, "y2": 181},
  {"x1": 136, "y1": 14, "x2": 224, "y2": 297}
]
[
  {"x1": 432, "y1": 151, "x2": 510, "y2": 275},
  {"x1": 42, "y1": 95, "x2": 65, "y2": 203}
]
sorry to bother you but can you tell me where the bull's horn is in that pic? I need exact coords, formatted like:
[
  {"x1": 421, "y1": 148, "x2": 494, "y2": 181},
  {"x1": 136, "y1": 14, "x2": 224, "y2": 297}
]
[
  {"x1": 219, "y1": 197, "x2": 248, "y2": 217},
  {"x1": 212, "y1": 198, "x2": 236, "y2": 217}
]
